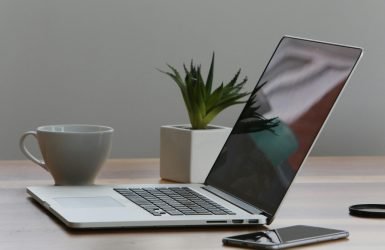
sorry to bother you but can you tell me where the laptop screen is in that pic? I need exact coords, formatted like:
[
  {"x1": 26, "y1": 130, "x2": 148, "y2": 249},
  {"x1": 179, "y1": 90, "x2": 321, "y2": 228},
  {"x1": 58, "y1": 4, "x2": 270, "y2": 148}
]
[{"x1": 205, "y1": 36, "x2": 362, "y2": 218}]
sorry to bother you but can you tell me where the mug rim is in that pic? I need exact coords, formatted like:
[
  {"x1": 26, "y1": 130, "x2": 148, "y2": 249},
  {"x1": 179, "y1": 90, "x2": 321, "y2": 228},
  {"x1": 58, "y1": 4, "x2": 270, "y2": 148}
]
[{"x1": 37, "y1": 124, "x2": 114, "y2": 134}]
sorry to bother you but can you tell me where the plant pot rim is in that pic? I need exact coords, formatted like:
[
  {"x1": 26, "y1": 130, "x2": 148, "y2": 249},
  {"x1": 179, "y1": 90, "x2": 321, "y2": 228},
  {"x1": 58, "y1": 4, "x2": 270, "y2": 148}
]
[{"x1": 161, "y1": 124, "x2": 231, "y2": 131}]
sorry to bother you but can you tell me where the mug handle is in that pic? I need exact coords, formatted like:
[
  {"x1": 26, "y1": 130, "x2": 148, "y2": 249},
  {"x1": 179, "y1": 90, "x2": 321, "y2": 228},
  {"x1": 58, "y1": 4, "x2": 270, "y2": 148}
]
[{"x1": 19, "y1": 131, "x2": 49, "y2": 171}]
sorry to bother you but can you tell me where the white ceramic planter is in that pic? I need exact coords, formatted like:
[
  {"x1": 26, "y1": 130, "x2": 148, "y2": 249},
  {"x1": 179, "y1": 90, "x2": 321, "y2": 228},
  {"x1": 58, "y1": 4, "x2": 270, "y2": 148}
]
[{"x1": 160, "y1": 125, "x2": 231, "y2": 183}]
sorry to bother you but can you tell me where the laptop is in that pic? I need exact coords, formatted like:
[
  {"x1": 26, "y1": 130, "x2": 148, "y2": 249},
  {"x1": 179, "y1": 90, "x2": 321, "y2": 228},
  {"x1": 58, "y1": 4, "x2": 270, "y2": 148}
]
[{"x1": 27, "y1": 36, "x2": 363, "y2": 228}]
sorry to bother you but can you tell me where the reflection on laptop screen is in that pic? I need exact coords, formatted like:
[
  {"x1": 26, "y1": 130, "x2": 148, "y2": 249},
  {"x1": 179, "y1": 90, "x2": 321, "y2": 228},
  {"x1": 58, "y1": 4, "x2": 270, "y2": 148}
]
[{"x1": 205, "y1": 37, "x2": 362, "y2": 217}]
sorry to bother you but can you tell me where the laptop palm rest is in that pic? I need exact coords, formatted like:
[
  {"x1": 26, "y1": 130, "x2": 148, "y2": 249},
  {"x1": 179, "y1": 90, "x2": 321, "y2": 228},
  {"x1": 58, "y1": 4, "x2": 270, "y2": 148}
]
[{"x1": 54, "y1": 197, "x2": 124, "y2": 208}]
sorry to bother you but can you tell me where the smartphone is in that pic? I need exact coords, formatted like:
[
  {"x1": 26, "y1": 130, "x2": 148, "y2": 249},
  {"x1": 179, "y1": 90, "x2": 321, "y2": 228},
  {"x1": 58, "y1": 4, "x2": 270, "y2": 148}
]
[{"x1": 222, "y1": 225, "x2": 349, "y2": 249}]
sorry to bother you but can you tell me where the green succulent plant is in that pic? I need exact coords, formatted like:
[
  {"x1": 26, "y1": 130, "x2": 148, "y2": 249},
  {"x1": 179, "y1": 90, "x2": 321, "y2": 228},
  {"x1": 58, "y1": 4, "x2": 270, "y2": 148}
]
[{"x1": 159, "y1": 53, "x2": 250, "y2": 129}]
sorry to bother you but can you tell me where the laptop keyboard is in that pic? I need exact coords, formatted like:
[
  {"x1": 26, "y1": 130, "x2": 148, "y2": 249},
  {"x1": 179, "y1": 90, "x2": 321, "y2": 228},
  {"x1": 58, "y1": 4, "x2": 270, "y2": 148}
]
[{"x1": 114, "y1": 187, "x2": 236, "y2": 216}]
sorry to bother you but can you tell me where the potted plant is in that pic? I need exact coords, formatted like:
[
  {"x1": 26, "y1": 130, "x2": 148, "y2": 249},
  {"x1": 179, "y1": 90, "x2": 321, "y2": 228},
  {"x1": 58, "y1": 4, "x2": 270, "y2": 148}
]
[{"x1": 158, "y1": 53, "x2": 249, "y2": 183}]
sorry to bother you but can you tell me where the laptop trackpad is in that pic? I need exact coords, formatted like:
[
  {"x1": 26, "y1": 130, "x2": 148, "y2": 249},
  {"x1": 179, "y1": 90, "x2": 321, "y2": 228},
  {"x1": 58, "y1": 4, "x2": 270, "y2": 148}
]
[{"x1": 54, "y1": 197, "x2": 124, "y2": 208}]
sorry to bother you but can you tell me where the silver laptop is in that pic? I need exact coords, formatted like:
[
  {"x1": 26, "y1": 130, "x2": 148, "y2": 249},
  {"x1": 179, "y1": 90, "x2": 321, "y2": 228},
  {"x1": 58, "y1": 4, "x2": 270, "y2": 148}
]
[{"x1": 27, "y1": 36, "x2": 362, "y2": 228}]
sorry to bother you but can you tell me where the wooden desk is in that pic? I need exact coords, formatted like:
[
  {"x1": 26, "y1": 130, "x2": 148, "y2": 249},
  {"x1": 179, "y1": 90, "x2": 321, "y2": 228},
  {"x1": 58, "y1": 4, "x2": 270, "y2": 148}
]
[{"x1": 0, "y1": 157, "x2": 384, "y2": 250}]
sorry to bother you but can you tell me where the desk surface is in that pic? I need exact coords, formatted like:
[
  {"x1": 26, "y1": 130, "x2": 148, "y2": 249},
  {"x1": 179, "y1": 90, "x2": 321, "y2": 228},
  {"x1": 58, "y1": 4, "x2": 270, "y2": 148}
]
[{"x1": 1, "y1": 157, "x2": 384, "y2": 250}]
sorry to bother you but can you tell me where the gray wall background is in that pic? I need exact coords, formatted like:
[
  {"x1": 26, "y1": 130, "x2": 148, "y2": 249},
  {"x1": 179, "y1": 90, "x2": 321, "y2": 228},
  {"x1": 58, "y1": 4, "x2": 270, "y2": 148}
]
[{"x1": 1, "y1": 0, "x2": 384, "y2": 160}]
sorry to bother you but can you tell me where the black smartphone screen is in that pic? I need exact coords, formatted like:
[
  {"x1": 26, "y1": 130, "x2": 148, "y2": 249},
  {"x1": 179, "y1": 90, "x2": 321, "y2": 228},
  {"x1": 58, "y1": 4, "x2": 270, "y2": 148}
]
[
  {"x1": 276, "y1": 225, "x2": 346, "y2": 243},
  {"x1": 223, "y1": 225, "x2": 349, "y2": 249}
]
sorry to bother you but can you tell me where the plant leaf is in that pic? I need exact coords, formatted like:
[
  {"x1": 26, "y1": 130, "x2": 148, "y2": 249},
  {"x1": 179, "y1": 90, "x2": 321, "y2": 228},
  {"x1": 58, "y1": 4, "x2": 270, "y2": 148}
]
[{"x1": 206, "y1": 52, "x2": 215, "y2": 95}]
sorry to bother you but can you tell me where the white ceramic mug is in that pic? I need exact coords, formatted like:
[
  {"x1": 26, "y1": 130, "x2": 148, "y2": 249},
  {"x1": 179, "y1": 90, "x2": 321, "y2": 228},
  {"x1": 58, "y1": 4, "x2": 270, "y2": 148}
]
[{"x1": 19, "y1": 124, "x2": 113, "y2": 185}]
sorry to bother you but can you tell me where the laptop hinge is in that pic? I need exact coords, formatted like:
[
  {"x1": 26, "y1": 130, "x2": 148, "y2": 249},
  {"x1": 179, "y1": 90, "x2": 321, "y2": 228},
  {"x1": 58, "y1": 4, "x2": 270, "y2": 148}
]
[{"x1": 202, "y1": 186, "x2": 267, "y2": 216}]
